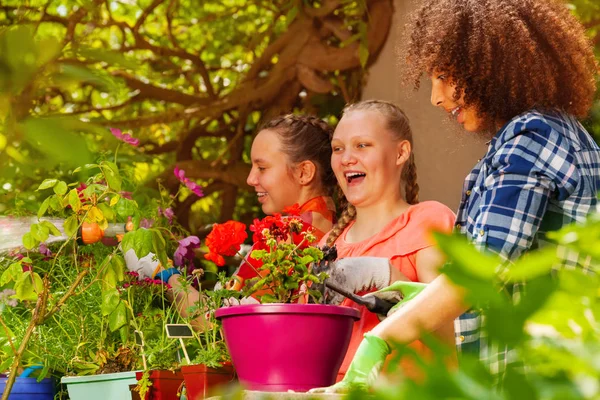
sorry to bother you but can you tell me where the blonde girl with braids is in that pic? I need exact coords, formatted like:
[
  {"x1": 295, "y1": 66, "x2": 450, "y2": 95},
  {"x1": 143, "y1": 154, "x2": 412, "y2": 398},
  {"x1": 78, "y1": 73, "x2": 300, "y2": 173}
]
[
  {"x1": 319, "y1": 100, "x2": 456, "y2": 381},
  {"x1": 125, "y1": 114, "x2": 337, "y2": 327}
]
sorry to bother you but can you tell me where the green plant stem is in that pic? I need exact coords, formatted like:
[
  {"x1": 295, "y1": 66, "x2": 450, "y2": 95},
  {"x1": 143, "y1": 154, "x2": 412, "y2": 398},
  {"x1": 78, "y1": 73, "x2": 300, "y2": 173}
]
[
  {"x1": 0, "y1": 314, "x2": 16, "y2": 355},
  {"x1": 1, "y1": 286, "x2": 47, "y2": 400},
  {"x1": 46, "y1": 269, "x2": 89, "y2": 320}
]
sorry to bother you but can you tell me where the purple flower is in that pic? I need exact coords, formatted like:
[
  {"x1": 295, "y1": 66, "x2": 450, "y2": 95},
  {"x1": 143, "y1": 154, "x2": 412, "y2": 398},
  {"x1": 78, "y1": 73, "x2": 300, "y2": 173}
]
[
  {"x1": 119, "y1": 191, "x2": 133, "y2": 200},
  {"x1": 139, "y1": 218, "x2": 154, "y2": 229},
  {"x1": 174, "y1": 235, "x2": 200, "y2": 266},
  {"x1": 39, "y1": 243, "x2": 52, "y2": 257},
  {"x1": 185, "y1": 180, "x2": 204, "y2": 197},
  {"x1": 110, "y1": 128, "x2": 140, "y2": 147},
  {"x1": 158, "y1": 207, "x2": 175, "y2": 224},
  {"x1": 173, "y1": 167, "x2": 204, "y2": 197}
]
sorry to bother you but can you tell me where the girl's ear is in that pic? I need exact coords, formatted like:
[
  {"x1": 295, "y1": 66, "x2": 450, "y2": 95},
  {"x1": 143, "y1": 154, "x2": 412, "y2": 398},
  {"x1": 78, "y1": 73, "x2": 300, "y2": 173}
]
[
  {"x1": 295, "y1": 160, "x2": 317, "y2": 186},
  {"x1": 396, "y1": 140, "x2": 412, "y2": 166}
]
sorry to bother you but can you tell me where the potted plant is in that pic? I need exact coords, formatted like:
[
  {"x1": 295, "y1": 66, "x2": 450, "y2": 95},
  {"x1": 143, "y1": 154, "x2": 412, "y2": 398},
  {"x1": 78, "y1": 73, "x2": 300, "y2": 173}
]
[
  {"x1": 210, "y1": 211, "x2": 360, "y2": 392},
  {"x1": 0, "y1": 140, "x2": 203, "y2": 399},
  {"x1": 168, "y1": 272, "x2": 239, "y2": 400}
]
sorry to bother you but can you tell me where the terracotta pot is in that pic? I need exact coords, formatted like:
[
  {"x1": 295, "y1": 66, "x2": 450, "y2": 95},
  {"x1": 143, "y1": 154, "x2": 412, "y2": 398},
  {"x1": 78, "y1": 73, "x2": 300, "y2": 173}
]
[
  {"x1": 134, "y1": 370, "x2": 184, "y2": 400},
  {"x1": 180, "y1": 364, "x2": 235, "y2": 400}
]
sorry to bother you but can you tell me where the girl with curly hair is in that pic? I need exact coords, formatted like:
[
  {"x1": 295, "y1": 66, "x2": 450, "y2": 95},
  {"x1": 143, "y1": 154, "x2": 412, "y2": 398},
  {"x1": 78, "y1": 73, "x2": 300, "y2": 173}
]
[{"x1": 312, "y1": 0, "x2": 600, "y2": 393}]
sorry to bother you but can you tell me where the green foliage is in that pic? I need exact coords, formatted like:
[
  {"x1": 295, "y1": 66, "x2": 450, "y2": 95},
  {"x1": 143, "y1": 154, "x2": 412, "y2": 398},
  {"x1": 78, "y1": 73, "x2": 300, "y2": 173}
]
[
  {"x1": 365, "y1": 210, "x2": 600, "y2": 400},
  {"x1": 0, "y1": 0, "x2": 387, "y2": 231}
]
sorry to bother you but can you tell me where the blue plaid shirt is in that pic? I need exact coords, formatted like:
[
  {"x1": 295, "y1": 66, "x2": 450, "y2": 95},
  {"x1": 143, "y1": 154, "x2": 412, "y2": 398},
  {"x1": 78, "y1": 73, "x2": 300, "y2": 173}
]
[{"x1": 453, "y1": 110, "x2": 600, "y2": 375}]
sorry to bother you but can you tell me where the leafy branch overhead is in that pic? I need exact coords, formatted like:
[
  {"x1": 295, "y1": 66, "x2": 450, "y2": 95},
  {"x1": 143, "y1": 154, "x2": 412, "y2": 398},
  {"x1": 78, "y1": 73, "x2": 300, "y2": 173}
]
[{"x1": 0, "y1": 0, "x2": 393, "y2": 227}]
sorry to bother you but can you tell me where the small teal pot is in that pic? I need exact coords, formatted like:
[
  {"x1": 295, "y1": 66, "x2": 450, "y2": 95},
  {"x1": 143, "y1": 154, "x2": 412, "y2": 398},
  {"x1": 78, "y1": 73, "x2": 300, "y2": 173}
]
[{"x1": 61, "y1": 371, "x2": 140, "y2": 400}]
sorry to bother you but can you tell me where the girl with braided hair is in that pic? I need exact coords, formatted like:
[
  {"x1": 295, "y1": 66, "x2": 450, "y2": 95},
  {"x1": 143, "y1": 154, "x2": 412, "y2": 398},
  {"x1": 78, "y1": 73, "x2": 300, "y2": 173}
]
[
  {"x1": 319, "y1": 99, "x2": 456, "y2": 382},
  {"x1": 312, "y1": 0, "x2": 600, "y2": 393},
  {"x1": 124, "y1": 114, "x2": 337, "y2": 326},
  {"x1": 230, "y1": 114, "x2": 337, "y2": 292}
]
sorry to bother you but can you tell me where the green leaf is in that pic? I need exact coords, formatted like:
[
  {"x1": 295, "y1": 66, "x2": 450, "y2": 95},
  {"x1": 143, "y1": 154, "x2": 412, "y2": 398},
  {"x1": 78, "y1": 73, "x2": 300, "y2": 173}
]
[
  {"x1": 63, "y1": 215, "x2": 79, "y2": 237},
  {"x1": 100, "y1": 255, "x2": 117, "y2": 290},
  {"x1": 258, "y1": 294, "x2": 278, "y2": 303},
  {"x1": 37, "y1": 197, "x2": 50, "y2": 219},
  {"x1": 359, "y1": 41, "x2": 369, "y2": 68},
  {"x1": 503, "y1": 248, "x2": 558, "y2": 282},
  {"x1": 0, "y1": 262, "x2": 23, "y2": 285},
  {"x1": 285, "y1": 6, "x2": 298, "y2": 26},
  {"x1": 101, "y1": 288, "x2": 121, "y2": 316},
  {"x1": 151, "y1": 230, "x2": 169, "y2": 269},
  {"x1": 22, "y1": 117, "x2": 93, "y2": 168},
  {"x1": 121, "y1": 229, "x2": 153, "y2": 259},
  {"x1": 76, "y1": 47, "x2": 140, "y2": 70},
  {"x1": 108, "y1": 301, "x2": 127, "y2": 332},
  {"x1": 110, "y1": 194, "x2": 120, "y2": 207},
  {"x1": 39, "y1": 220, "x2": 61, "y2": 237},
  {"x1": 98, "y1": 203, "x2": 115, "y2": 222},
  {"x1": 100, "y1": 161, "x2": 122, "y2": 192},
  {"x1": 22, "y1": 232, "x2": 36, "y2": 249},
  {"x1": 48, "y1": 195, "x2": 63, "y2": 212},
  {"x1": 37, "y1": 179, "x2": 58, "y2": 191},
  {"x1": 30, "y1": 223, "x2": 49, "y2": 243},
  {"x1": 114, "y1": 198, "x2": 137, "y2": 219},
  {"x1": 68, "y1": 189, "x2": 81, "y2": 212},
  {"x1": 13, "y1": 271, "x2": 43, "y2": 301},
  {"x1": 434, "y1": 233, "x2": 501, "y2": 280},
  {"x1": 53, "y1": 181, "x2": 68, "y2": 195}
]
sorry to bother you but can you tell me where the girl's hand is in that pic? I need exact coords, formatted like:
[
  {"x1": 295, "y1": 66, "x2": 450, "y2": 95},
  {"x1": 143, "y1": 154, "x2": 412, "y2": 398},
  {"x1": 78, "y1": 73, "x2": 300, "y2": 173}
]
[
  {"x1": 321, "y1": 257, "x2": 393, "y2": 305},
  {"x1": 308, "y1": 333, "x2": 390, "y2": 393}
]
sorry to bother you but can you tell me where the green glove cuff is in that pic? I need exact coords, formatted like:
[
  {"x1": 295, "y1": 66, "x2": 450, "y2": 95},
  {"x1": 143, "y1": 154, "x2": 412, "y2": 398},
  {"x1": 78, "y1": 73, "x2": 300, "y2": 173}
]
[{"x1": 341, "y1": 333, "x2": 391, "y2": 387}]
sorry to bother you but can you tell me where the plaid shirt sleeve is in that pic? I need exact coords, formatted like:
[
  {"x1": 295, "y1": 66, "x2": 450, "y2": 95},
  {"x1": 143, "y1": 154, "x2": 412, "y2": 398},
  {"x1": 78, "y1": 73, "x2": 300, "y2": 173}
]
[
  {"x1": 456, "y1": 117, "x2": 582, "y2": 376},
  {"x1": 472, "y1": 126, "x2": 579, "y2": 260}
]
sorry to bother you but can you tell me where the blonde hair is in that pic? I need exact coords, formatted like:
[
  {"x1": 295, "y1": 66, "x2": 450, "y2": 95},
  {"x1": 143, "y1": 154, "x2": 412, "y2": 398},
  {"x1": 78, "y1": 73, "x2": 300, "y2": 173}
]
[{"x1": 326, "y1": 100, "x2": 419, "y2": 247}]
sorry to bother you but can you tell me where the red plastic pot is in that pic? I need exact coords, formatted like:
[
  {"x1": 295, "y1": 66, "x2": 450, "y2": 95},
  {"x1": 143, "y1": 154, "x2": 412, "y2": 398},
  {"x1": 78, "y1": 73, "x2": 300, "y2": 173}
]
[
  {"x1": 134, "y1": 370, "x2": 183, "y2": 400},
  {"x1": 180, "y1": 364, "x2": 235, "y2": 400},
  {"x1": 215, "y1": 304, "x2": 360, "y2": 392}
]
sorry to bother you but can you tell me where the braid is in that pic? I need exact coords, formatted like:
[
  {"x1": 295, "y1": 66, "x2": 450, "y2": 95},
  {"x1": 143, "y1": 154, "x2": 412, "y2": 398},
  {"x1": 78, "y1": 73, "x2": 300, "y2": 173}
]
[
  {"x1": 325, "y1": 203, "x2": 356, "y2": 247},
  {"x1": 403, "y1": 153, "x2": 420, "y2": 205},
  {"x1": 259, "y1": 114, "x2": 336, "y2": 194}
]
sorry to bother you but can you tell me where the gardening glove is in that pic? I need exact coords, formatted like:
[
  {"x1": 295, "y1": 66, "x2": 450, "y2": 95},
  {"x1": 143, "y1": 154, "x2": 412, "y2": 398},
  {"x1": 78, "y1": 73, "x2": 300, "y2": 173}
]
[
  {"x1": 363, "y1": 280, "x2": 428, "y2": 320},
  {"x1": 321, "y1": 257, "x2": 391, "y2": 305},
  {"x1": 309, "y1": 333, "x2": 390, "y2": 394},
  {"x1": 123, "y1": 249, "x2": 180, "y2": 283}
]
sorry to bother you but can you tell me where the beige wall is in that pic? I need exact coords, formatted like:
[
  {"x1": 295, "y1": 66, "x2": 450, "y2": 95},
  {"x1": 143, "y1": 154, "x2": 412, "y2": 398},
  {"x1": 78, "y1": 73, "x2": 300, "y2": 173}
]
[{"x1": 362, "y1": 0, "x2": 487, "y2": 211}]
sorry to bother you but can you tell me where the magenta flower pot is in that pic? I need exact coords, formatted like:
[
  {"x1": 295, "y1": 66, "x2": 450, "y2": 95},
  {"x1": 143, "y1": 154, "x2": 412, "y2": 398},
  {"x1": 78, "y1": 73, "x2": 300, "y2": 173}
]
[{"x1": 215, "y1": 303, "x2": 360, "y2": 392}]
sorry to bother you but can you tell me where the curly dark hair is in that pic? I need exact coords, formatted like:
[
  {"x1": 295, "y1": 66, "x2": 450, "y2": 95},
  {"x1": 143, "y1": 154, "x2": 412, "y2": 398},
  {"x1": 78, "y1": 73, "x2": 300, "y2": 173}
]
[{"x1": 403, "y1": 0, "x2": 598, "y2": 127}]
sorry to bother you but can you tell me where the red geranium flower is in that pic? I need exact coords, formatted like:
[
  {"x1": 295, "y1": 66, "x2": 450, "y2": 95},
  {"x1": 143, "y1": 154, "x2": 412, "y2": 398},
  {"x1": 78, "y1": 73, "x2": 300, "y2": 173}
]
[
  {"x1": 204, "y1": 221, "x2": 248, "y2": 266},
  {"x1": 249, "y1": 214, "x2": 288, "y2": 243}
]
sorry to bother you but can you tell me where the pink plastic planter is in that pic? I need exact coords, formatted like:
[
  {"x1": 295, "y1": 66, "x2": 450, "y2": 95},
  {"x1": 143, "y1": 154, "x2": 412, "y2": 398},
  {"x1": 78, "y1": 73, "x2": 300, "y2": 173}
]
[{"x1": 215, "y1": 304, "x2": 360, "y2": 392}]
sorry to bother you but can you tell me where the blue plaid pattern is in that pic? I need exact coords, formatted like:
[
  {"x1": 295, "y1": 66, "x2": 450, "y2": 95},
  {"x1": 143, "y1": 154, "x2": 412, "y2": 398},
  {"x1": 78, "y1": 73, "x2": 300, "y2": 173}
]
[{"x1": 453, "y1": 110, "x2": 600, "y2": 374}]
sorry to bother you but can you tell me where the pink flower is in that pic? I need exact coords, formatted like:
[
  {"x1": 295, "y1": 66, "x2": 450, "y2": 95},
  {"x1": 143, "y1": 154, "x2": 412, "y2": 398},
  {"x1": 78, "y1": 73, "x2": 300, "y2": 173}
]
[
  {"x1": 158, "y1": 207, "x2": 175, "y2": 224},
  {"x1": 110, "y1": 128, "x2": 140, "y2": 146},
  {"x1": 119, "y1": 191, "x2": 133, "y2": 200},
  {"x1": 139, "y1": 218, "x2": 153, "y2": 229},
  {"x1": 173, "y1": 167, "x2": 204, "y2": 197},
  {"x1": 38, "y1": 243, "x2": 52, "y2": 259},
  {"x1": 174, "y1": 235, "x2": 201, "y2": 266}
]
